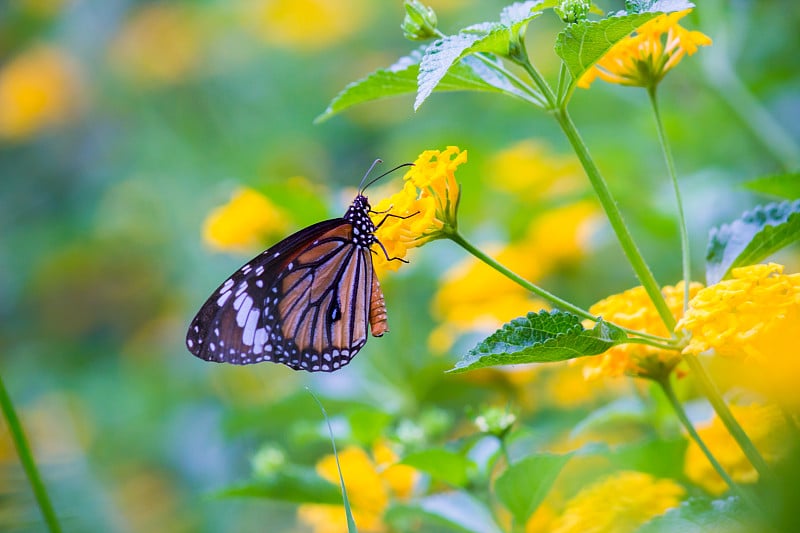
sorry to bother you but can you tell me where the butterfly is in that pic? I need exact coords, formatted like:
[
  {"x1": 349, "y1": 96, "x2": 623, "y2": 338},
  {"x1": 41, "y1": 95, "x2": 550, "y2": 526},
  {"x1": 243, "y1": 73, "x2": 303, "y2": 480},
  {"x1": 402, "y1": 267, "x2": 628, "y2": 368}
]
[{"x1": 186, "y1": 161, "x2": 413, "y2": 372}]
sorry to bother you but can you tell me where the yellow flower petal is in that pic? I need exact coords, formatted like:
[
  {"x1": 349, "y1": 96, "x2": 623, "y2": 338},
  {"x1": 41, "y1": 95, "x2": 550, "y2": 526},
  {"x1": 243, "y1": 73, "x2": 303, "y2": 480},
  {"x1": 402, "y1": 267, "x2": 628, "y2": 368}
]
[{"x1": 202, "y1": 187, "x2": 291, "y2": 252}]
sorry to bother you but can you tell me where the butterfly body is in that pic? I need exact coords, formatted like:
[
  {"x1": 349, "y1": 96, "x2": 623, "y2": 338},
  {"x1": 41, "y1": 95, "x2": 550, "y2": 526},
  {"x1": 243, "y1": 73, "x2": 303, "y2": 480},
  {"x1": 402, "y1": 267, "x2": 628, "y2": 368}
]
[{"x1": 186, "y1": 194, "x2": 387, "y2": 372}]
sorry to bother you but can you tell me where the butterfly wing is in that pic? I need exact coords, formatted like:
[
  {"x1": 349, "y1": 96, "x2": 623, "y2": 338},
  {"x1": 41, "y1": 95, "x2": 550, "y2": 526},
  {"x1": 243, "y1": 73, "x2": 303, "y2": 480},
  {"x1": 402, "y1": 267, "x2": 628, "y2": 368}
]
[{"x1": 186, "y1": 218, "x2": 377, "y2": 372}]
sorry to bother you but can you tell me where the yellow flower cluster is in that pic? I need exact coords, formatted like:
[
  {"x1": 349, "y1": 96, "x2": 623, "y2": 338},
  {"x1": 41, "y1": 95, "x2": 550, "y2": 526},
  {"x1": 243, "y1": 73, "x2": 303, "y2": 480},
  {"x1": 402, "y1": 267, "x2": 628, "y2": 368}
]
[
  {"x1": 0, "y1": 45, "x2": 85, "y2": 141},
  {"x1": 370, "y1": 146, "x2": 466, "y2": 272},
  {"x1": 486, "y1": 140, "x2": 584, "y2": 201},
  {"x1": 202, "y1": 187, "x2": 290, "y2": 252},
  {"x1": 578, "y1": 9, "x2": 712, "y2": 89},
  {"x1": 684, "y1": 403, "x2": 790, "y2": 495},
  {"x1": 584, "y1": 281, "x2": 702, "y2": 379},
  {"x1": 242, "y1": 0, "x2": 370, "y2": 51},
  {"x1": 677, "y1": 263, "x2": 800, "y2": 407},
  {"x1": 297, "y1": 441, "x2": 417, "y2": 533},
  {"x1": 108, "y1": 4, "x2": 204, "y2": 86},
  {"x1": 546, "y1": 471, "x2": 685, "y2": 533},
  {"x1": 677, "y1": 263, "x2": 800, "y2": 359},
  {"x1": 430, "y1": 201, "x2": 598, "y2": 353}
]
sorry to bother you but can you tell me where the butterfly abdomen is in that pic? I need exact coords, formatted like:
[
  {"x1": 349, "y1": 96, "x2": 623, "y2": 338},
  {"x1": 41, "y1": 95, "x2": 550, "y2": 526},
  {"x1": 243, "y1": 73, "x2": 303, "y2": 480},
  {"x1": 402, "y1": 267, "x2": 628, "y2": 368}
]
[{"x1": 369, "y1": 277, "x2": 388, "y2": 337}]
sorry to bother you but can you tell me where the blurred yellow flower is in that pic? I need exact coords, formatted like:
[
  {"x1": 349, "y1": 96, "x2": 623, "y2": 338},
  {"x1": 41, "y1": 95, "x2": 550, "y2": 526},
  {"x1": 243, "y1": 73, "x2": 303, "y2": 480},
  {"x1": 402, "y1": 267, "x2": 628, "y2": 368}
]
[
  {"x1": 203, "y1": 187, "x2": 291, "y2": 252},
  {"x1": 371, "y1": 146, "x2": 467, "y2": 273},
  {"x1": 108, "y1": 4, "x2": 204, "y2": 86},
  {"x1": 549, "y1": 471, "x2": 685, "y2": 533},
  {"x1": 684, "y1": 403, "x2": 790, "y2": 495},
  {"x1": 578, "y1": 9, "x2": 711, "y2": 89},
  {"x1": 242, "y1": 0, "x2": 371, "y2": 51},
  {"x1": 297, "y1": 440, "x2": 417, "y2": 533},
  {"x1": 0, "y1": 45, "x2": 85, "y2": 141},
  {"x1": 585, "y1": 281, "x2": 701, "y2": 379},
  {"x1": 487, "y1": 140, "x2": 584, "y2": 201},
  {"x1": 677, "y1": 263, "x2": 800, "y2": 407},
  {"x1": 430, "y1": 201, "x2": 598, "y2": 353}
]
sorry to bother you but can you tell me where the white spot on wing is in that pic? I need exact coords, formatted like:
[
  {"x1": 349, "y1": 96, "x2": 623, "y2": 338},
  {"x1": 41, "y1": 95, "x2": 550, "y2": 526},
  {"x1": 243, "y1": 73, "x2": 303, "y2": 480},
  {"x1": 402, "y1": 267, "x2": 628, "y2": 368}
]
[
  {"x1": 217, "y1": 290, "x2": 232, "y2": 306},
  {"x1": 242, "y1": 309, "x2": 259, "y2": 346},
  {"x1": 236, "y1": 295, "x2": 253, "y2": 327}
]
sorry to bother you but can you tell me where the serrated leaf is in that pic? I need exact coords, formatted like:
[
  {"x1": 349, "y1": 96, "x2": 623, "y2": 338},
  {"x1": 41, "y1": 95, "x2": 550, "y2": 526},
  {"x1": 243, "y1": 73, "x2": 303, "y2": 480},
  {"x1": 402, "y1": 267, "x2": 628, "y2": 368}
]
[
  {"x1": 743, "y1": 172, "x2": 800, "y2": 200},
  {"x1": 449, "y1": 311, "x2": 627, "y2": 373},
  {"x1": 554, "y1": 1, "x2": 693, "y2": 89},
  {"x1": 317, "y1": 49, "x2": 529, "y2": 122},
  {"x1": 705, "y1": 199, "x2": 800, "y2": 284},
  {"x1": 386, "y1": 492, "x2": 502, "y2": 533},
  {"x1": 500, "y1": 1, "x2": 544, "y2": 32},
  {"x1": 401, "y1": 449, "x2": 476, "y2": 488},
  {"x1": 416, "y1": 6, "x2": 543, "y2": 111},
  {"x1": 214, "y1": 466, "x2": 341, "y2": 504},
  {"x1": 495, "y1": 453, "x2": 571, "y2": 524},
  {"x1": 639, "y1": 496, "x2": 751, "y2": 533}
]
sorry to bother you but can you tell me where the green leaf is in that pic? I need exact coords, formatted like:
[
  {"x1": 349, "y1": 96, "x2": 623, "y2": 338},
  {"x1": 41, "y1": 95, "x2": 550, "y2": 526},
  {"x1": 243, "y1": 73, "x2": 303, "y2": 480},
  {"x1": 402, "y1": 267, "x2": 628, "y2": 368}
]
[
  {"x1": 347, "y1": 407, "x2": 391, "y2": 447},
  {"x1": 554, "y1": 1, "x2": 693, "y2": 89},
  {"x1": 316, "y1": 48, "x2": 530, "y2": 122},
  {"x1": 449, "y1": 311, "x2": 627, "y2": 373},
  {"x1": 494, "y1": 453, "x2": 572, "y2": 524},
  {"x1": 415, "y1": 3, "x2": 543, "y2": 110},
  {"x1": 705, "y1": 199, "x2": 800, "y2": 284},
  {"x1": 639, "y1": 496, "x2": 751, "y2": 533},
  {"x1": 743, "y1": 172, "x2": 800, "y2": 200},
  {"x1": 401, "y1": 448, "x2": 476, "y2": 487},
  {"x1": 386, "y1": 492, "x2": 503, "y2": 533},
  {"x1": 214, "y1": 466, "x2": 341, "y2": 504}
]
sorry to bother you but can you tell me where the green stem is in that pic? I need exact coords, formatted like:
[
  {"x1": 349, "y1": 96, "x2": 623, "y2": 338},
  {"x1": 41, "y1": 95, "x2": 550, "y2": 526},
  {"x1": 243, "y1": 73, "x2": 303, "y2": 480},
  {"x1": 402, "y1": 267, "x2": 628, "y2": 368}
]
[
  {"x1": 683, "y1": 353, "x2": 775, "y2": 484},
  {"x1": 657, "y1": 376, "x2": 764, "y2": 514},
  {"x1": 514, "y1": 55, "x2": 557, "y2": 109},
  {"x1": 0, "y1": 373, "x2": 62, "y2": 533},
  {"x1": 648, "y1": 87, "x2": 692, "y2": 311},
  {"x1": 553, "y1": 107, "x2": 677, "y2": 332},
  {"x1": 447, "y1": 231, "x2": 676, "y2": 348}
]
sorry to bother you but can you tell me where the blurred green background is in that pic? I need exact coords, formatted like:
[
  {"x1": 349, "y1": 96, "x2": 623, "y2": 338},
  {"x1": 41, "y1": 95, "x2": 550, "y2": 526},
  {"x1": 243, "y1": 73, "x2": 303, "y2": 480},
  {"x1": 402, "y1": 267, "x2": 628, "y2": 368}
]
[{"x1": 0, "y1": 0, "x2": 797, "y2": 532}]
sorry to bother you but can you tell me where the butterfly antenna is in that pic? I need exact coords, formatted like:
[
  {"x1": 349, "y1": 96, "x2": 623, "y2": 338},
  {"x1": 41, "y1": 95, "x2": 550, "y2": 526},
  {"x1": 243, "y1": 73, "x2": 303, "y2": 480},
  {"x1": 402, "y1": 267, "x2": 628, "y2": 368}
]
[
  {"x1": 360, "y1": 162, "x2": 414, "y2": 193},
  {"x1": 358, "y1": 159, "x2": 383, "y2": 192}
]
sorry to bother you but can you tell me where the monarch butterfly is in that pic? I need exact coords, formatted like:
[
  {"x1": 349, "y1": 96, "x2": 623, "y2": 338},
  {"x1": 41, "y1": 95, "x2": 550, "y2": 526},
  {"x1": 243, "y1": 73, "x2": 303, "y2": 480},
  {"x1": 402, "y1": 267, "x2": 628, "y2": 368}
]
[{"x1": 186, "y1": 161, "x2": 412, "y2": 372}]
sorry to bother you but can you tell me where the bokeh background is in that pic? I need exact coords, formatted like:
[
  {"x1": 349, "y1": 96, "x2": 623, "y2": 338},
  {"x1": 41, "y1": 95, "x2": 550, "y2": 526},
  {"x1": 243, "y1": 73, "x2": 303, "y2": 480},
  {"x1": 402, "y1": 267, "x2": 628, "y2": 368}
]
[{"x1": 1, "y1": 0, "x2": 798, "y2": 532}]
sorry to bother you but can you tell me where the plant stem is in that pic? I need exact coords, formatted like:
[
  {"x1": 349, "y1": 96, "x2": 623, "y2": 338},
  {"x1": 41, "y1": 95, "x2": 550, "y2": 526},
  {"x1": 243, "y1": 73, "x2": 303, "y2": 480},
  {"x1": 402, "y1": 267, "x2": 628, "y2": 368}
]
[
  {"x1": 648, "y1": 87, "x2": 692, "y2": 311},
  {"x1": 0, "y1": 373, "x2": 62, "y2": 533},
  {"x1": 553, "y1": 107, "x2": 677, "y2": 332},
  {"x1": 447, "y1": 231, "x2": 677, "y2": 348},
  {"x1": 657, "y1": 375, "x2": 764, "y2": 514},
  {"x1": 682, "y1": 353, "x2": 775, "y2": 484}
]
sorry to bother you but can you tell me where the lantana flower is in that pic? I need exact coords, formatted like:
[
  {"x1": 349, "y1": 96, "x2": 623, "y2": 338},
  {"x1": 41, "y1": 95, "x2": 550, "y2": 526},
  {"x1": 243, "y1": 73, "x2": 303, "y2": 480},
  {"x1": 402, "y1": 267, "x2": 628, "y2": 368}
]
[
  {"x1": 684, "y1": 403, "x2": 791, "y2": 495},
  {"x1": 548, "y1": 471, "x2": 685, "y2": 533},
  {"x1": 297, "y1": 440, "x2": 417, "y2": 533},
  {"x1": 585, "y1": 281, "x2": 702, "y2": 379},
  {"x1": 676, "y1": 263, "x2": 800, "y2": 406},
  {"x1": 202, "y1": 187, "x2": 290, "y2": 252},
  {"x1": 578, "y1": 9, "x2": 712, "y2": 89},
  {"x1": 370, "y1": 146, "x2": 466, "y2": 272}
]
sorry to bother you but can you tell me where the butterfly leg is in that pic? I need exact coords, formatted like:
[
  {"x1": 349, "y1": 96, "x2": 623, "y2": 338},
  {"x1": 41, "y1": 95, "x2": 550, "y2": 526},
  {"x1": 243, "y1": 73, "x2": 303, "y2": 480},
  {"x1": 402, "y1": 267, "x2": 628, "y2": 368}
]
[
  {"x1": 371, "y1": 241, "x2": 409, "y2": 263},
  {"x1": 373, "y1": 211, "x2": 420, "y2": 230}
]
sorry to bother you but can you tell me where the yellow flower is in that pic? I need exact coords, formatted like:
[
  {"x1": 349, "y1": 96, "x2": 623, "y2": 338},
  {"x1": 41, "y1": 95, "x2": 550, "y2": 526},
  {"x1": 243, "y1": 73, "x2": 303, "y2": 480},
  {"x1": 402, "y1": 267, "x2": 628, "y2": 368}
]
[
  {"x1": 677, "y1": 263, "x2": 800, "y2": 407},
  {"x1": 578, "y1": 9, "x2": 711, "y2": 89},
  {"x1": 684, "y1": 404, "x2": 791, "y2": 495},
  {"x1": 108, "y1": 4, "x2": 204, "y2": 86},
  {"x1": 487, "y1": 140, "x2": 584, "y2": 201},
  {"x1": 0, "y1": 45, "x2": 85, "y2": 141},
  {"x1": 297, "y1": 440, "x2": 417, "y2": 533},
  {"x1": 585, "y1": 281, "x2": 702, "y2": 379},
  {"x1": 549, "y1": 471, "x2": 685, "y2": 533},
  {"x1": 202, "y1": 187, "x2": 291, "y2": 252},
  {"x1": 242, "y1": 0, "x2": 370, "y2": 51},
  {"x1": 370, "y1": 146, "x2": 466, "y2": 272}
]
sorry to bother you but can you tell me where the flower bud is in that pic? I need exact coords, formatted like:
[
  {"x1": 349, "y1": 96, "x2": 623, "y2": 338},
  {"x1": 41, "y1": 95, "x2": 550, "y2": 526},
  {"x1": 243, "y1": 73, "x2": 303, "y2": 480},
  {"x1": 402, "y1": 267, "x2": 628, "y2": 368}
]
[
  {"x1": 555, "y1": 0, "x2": 591, "y2": 23},
  {"x1": 474, "y1": 406, "x2": 516, "y2": 439},
  {"x1": 402, "y1": 0, "x2": 438, "y2": 41}
]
